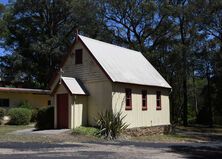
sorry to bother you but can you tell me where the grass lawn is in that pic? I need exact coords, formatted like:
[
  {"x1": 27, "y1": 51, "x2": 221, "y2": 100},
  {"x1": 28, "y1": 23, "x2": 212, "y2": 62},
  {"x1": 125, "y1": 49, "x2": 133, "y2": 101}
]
[
  {"x1": 0, "y1": 125, "x2": 32, "y2": 135},
  {"x1": 1, "y1": 125, "x2": 222, "y2": 143},
  {"x1": 0, "y1": 124, "x2": 54, "y2": 143},
  {"x1": 72, "y1": 126, "x2": 99, "y2": 137}
]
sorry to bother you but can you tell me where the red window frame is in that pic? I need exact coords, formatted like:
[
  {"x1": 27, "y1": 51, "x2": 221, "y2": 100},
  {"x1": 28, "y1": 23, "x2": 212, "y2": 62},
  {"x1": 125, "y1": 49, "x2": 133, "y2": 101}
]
[
  {"x1": 142, "y1": 90, "x2": 147, "y2": 110},
  {"x1": 125, "y1": 88, "x2": 132, "y2": 110},
  {"x1": 75, "y1": 49, "x2": 83, "y2": 64},
  {"x1": 156, "y1": 91, "x2": 161, "y2": 110}
]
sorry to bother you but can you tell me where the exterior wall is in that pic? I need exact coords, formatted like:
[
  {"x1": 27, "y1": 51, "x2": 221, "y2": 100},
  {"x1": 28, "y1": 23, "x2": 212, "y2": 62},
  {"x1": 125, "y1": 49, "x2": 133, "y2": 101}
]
[
  {"x1": 112, "y1": 83, "x2": 170, "y2": 128},
  {"x1": 51, "y1": 39, "x2": 113, "y2": 128},
  {"x1": 72, "y1": 95, "x2": 88, "y2": 128},
  {"x1": 0, "y1": 92, "x2": 50, "y2": 108},
  {"x1": 85, "y1": 81, "x2": 112, "y2": 126}
]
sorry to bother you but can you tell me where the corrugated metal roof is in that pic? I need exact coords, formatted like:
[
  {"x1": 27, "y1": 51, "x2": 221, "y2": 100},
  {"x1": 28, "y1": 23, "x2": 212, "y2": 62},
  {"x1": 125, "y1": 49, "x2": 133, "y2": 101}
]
[
  {"x1": 61, "y1": 77, "x2": 86, "y2": 95},
  {"x1": 0, "y1": 87, "x2": 50, "y2": 94},
  {"x1": 79, "y1": 35, "x2": 171, "y2": 89}
]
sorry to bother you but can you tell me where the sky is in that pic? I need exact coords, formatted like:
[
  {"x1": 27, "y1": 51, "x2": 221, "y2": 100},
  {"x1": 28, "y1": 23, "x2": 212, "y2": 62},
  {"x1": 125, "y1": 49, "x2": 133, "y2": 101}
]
[
  {"x1": 0, "y1": 0, "x2": 9, "y2": 56},
  {"x1": 0, "y1": 0, "x2": 9, "y2": 5}
]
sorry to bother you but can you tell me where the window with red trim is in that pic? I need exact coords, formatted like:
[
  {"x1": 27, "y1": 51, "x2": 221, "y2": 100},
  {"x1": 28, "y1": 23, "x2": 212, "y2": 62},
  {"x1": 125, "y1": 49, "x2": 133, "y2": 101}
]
[
  {"x1": 142, "y1": 90, "x2": 147, "y2": 110},
  {"x1": 75, "y1": 49, "x2": 82, "y2": 64},
  {"x1": 156, "y1": 91, "x2": 161, "y2": 110},
  {"x1": 125, "y1": 88, "x2": 132, "y2": 110}
]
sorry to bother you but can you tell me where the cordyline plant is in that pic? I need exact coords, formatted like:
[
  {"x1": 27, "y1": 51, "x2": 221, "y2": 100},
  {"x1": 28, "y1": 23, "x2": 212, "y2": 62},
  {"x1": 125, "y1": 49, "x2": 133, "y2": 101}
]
[{"x1": 96, "y1": 110, "x2": 128, "y2": 140}]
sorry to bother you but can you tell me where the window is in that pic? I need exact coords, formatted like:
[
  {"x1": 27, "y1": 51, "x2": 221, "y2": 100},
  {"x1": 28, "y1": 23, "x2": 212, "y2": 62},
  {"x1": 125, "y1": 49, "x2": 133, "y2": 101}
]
[
  {"x1": 142, "y1": 90, "x2": 147, "y2": 110},
  {"x1": 156, "y1": 91, "x2": 161, "y2": 110},
  {"x1": 75, "y1": 49, "x2": 83, "y2": 64},
  {"x1": 0, "y1": 99, "x2": 9, "y2": 107},
  {"x1": 48, "y1": 100, "x2": 51, "y2": 106},
  {"x1": 125, "y1": 88, "x2": 132, "y2": 110}
]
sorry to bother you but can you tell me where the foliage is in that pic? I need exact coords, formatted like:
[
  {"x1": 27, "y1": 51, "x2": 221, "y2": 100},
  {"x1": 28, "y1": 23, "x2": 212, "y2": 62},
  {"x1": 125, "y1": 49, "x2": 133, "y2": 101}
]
[
  {"x1": 30, "y1": 108, "x2": 39, "y2": 122},
  {"x1": 8, "y1": 108, "x2": 32, "y2": 125},
  {"x1": 1, "y1": 0, "x2": 222, "y2": 127},
  {"x1": 35, "y1": 106, "x2": 54, "y2": 130},
  {"x1": 72, "y1": 126, "x2": 99, "y2": 137},
  {"x1": 0, "y1": 107, "x2": 6, "y2": 119},
  {"x1": 0, "y1": 0, "x2": 113, "y2": 88},
  {"x1": 17, "y1": 101, "x2": 32, "y2": 109},
  {"x1": 16, "y1": 101, "x2": 39, "y2": 122},
  {"x1": 96, "y1": 110, "x2": 128, "y2": 140},
  {"x1": 0, "y1": 108, "x2": 6, "y2": 124}
]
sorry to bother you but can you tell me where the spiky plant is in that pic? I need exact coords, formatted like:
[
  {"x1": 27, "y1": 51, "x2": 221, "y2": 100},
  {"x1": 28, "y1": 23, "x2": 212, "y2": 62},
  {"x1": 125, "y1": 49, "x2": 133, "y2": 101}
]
[{"x1": 97, "y1": 110, "x2": 128, "y2": 140}]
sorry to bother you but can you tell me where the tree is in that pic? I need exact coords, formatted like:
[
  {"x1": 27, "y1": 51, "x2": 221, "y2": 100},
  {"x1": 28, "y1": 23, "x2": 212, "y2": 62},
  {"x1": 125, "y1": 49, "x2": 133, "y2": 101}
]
[{"x1": 0, "y1": 0, "x2": 113, "y2": 88}]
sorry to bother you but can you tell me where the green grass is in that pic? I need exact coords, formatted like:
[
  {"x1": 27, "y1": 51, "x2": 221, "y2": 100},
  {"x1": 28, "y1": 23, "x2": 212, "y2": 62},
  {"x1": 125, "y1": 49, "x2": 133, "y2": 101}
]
[
  {"x1": 0, "y1": 125, "x2": 32, "y2": 135},
  {"x1": 72, "y1": 126, "x2": 99, "y2": 137},
  {"x1": 0, "y1": 124, "x2": 53, "y2": 143}
]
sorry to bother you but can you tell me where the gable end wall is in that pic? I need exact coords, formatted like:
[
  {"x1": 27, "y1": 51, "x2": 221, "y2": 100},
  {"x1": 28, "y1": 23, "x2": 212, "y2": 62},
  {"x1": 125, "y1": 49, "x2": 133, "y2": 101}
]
[{"x1": 52, "y1": 40, "x2": 113, "y2": 126}]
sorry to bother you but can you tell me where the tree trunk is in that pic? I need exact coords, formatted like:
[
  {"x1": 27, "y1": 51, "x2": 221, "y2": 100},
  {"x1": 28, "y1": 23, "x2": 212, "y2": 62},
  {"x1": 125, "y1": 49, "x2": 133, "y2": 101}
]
[
  {"x1": 183, "y1": 76, "x2": 188, "y2": 126},
  {"x1": 192, "y1": 69, "x2": 198, "y2": 119}
]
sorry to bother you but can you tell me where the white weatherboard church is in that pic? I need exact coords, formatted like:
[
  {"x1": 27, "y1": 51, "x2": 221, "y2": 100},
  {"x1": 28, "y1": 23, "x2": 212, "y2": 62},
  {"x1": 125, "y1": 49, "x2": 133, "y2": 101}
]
[{"x1": 50, "y1": 35, "x2": 171, "y2": 129}]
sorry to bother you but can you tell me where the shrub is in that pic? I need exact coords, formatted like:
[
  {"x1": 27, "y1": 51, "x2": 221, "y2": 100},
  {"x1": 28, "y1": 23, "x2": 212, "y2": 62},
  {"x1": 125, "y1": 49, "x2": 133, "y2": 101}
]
[
  {"x1": 0, "y1": 107, "x2": 6, "y2": 119},
  {"x1": 30, "y1": 108, "x2": 39, "y2": 122},
  {"x1": 96, "y1": 110, "x2": 128, "y2": 140},
  {"x1": 0, "y1": 108, "x2": 6, "y2": 125},
  {"x1": 35, "y1": 106, "x2": 54, "y2": 130},
  {"x1": 72, "y1": 126, "x2": 99, "y2": 136},
  {"x1": 17, "y1": 101, "x2": 33, "y2": 109},
  {"x1": 8, "y1": 108, "x2": 32, "y2": 125}
]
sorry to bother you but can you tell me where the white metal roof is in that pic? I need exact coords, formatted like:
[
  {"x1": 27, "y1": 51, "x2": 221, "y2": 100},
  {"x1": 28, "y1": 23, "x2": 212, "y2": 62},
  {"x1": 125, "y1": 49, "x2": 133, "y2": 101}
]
[
  {"x1": 79, "y1": 35, "x2": 171, "y2": 89},
  {"x1": 62, "y1": 77, "x2": 86, "y2": 95}
]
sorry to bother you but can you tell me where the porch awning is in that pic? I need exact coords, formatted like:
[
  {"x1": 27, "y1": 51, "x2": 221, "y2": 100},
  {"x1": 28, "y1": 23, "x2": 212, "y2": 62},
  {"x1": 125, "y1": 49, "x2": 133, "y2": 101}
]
[{"x1": 61, "y1": 77, "x2": 87, "y2": 95}]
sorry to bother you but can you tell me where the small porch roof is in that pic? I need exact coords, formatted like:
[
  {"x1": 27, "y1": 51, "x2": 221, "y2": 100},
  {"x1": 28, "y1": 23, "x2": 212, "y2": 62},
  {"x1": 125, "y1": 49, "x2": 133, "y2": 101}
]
[{"x1": 61, "y1": 77, "x2": 87, "y2": 95}]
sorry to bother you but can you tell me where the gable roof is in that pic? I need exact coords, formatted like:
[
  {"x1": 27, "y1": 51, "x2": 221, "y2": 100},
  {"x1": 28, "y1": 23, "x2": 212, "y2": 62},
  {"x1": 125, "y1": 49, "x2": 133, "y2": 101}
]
[
  {"x1": 78, "y1": 35, "x2": 171, "y2": 89},
  {"x1": 61, "y1": 77, "x2": 86, "y2": 95}
]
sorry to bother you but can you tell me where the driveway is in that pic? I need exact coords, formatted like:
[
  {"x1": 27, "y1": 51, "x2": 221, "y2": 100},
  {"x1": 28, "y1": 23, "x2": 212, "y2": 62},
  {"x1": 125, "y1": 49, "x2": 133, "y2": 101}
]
[{"x1": 0, "y1": 141, "x2": 222, "y2": 159}]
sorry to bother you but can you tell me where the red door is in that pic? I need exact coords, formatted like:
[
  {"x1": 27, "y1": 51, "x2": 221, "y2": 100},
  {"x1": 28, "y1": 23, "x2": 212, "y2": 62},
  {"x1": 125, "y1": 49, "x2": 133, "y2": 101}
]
[{"x1": 57, "y1": 94, "x2": 68, "y2": 129}]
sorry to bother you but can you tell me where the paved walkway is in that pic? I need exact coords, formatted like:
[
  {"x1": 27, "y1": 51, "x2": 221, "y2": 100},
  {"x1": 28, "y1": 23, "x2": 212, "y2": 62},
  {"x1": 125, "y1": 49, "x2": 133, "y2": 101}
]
[{"x1": 9, "y1": 128, "x2": 70, "y2": 135}]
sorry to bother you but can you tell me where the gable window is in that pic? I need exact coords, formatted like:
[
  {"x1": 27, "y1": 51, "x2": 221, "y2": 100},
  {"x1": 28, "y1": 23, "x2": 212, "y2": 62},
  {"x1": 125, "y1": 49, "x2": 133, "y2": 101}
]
[
  {"x1": 156, "y1": 91, "x2": 161, "y2": 110},
  {"x1": 142, "y1": 90, "x2": 147, "y2": 110},
  {"x1": 75, "y1": 49, "x2": 83, "y2": 64},
  {"x1": 125, "y1": 88, "x2": 132, "y2": 110},
  {"x1": 0, "y1": 98, "x2": 9, "y2": 107}
]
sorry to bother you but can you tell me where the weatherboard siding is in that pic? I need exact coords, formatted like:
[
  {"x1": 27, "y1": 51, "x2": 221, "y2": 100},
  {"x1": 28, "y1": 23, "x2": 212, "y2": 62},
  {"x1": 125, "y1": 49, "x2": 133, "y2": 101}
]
[
  {"x1": 52, "y1": 40, "x2": 112, "y2": 128},
  {"x1": 112, "y1": 83, "x2": 170, "y2": 128},
  {"x1": 62, "y1": 40, "x2": 108, "y2": 83},
  {"x1": 85, "y1": 80, "x2": 112, "y2": 126}
]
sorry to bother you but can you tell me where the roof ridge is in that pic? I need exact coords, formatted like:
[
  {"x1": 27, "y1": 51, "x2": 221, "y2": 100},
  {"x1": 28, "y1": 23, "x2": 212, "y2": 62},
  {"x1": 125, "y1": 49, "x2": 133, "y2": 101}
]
[{"x1": 78, "y1": 35, "x2": 141, "y2": 54}]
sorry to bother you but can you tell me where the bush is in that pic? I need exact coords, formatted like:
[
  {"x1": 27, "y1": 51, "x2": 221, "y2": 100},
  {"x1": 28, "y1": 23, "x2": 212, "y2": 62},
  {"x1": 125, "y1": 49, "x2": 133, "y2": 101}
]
[
  {"x1": 8, "y1": 108, "x2": 32, "y2": 125},
  {"x1": 72, "y1": 126, "x2": 99, "y2": 136},
  {"x1": 35, "y1": 106, "x2": 54, "y2": 130},
  {"x1": 0, "y1": 108, "x2": 6, "y2": 125},
  {"x1": 17, "y1": 101, "x2": 33, "y2": 109},
  {"x1": 30, "y1": 108, "x2": 39, "y2": 122},
  {"x1": 96, "y1": 110, "x2": 128, "y2": 140},
  {"x1": 0, "y1": 108, "x2": 6, "y2": 119}
]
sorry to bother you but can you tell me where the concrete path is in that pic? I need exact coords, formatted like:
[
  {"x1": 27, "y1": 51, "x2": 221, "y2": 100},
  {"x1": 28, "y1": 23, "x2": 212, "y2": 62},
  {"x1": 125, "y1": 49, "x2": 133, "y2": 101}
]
[{"x1": 9, "y1": 128, "x2": 70, "y2": 135}]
